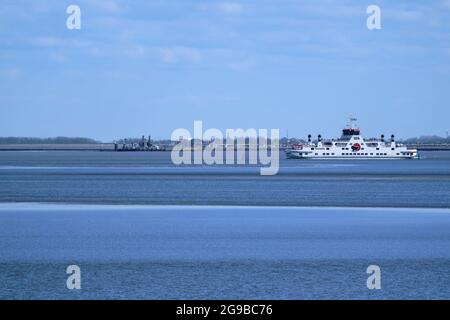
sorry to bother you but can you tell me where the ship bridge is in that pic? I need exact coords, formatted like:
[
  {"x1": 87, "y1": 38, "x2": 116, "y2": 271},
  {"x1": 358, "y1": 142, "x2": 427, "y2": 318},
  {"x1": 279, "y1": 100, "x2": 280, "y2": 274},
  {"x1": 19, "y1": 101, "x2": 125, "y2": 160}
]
[
  {"x1": 341, "y1": 116, "x2": 360, "y2": 138},
  {"x1": 342, "y1": 128, "x2": 360, "y2": 136}
]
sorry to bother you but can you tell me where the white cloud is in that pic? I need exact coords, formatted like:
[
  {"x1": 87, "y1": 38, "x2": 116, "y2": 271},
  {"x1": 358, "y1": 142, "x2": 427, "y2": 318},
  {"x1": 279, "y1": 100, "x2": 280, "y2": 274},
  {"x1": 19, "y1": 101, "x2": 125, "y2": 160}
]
[
  {"x1": 31, "y1": 36, "x2": 64, "y2": 47},
  {"x1": 385, "y1": 8, "x2": 424, "y2": 21},
  {"x1": 86, "y1": 0, "x2": 124, "y2": 13},
  {"x1": 123, "y1": 45, "x2": 146, "y2": 58},
  {"x1": 31, "y1": 36, "x2": 91, "y2": 48},
  {"x1": 49, "y1": 52, "x2": 67, "y2": 63},
  {"x1": 89, "y1": 47, "x2": 104, "y2": 57},
  {"x1": 227, "y1": 59, "x2": 256, "y2": 70},
  {"x1": 157, "y1": 46, "x2": 202, "y2": 63},
  {"x1": 2, "y1": 68, "x2": 21, "y2": 80},
  {"x1": 218, "y1": 2, "x2": 243, "y2": 14}
]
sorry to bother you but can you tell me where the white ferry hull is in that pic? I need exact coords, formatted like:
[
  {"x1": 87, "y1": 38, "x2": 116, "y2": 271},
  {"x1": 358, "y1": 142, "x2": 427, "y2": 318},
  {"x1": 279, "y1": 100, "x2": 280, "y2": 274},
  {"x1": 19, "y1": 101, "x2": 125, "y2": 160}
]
[
  {"x1": 285, "y1": 119, "x2": 418, "y2": 160},
  {"x1": 286, "y1": 153, "x2": 418, "y2": 160}
]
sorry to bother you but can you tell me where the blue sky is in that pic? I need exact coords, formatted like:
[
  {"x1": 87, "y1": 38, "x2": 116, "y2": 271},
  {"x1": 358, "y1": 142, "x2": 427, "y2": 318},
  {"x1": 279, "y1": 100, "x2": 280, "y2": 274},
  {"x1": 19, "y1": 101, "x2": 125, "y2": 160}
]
[{"x1": 1, "y1": 0, "x2": 450, "y2": 141}]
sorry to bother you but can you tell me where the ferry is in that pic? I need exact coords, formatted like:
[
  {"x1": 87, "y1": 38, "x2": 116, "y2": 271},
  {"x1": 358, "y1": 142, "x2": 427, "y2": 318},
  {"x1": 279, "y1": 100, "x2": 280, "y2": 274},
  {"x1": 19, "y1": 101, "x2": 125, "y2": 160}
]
[{"x1": 286, "y1": 118, "x2": 418, "y2": 159}]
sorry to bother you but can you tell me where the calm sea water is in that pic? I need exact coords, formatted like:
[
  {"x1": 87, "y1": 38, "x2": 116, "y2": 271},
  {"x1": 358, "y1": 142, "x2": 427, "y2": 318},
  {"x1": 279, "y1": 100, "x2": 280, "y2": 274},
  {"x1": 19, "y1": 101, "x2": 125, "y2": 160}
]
[
  {"x1": 0, "y1": 150, "x2": 449, "y2": 207},
  {"x1": 0, "y1": 151, "x2": 450, "y2": 299}
]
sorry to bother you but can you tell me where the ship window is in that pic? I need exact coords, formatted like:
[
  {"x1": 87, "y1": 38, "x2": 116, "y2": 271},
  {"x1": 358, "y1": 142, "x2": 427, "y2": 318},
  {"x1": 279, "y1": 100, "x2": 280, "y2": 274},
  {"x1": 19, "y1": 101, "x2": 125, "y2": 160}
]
[
  {"x1": 354, "y1": 137, "x2": 359, "y2": 140},
  {"x1": 376, "y1": 148, "x2": 379, "y2": 150},
  {"x1": 376, "y1": 153, "x2": 379, "y2": 155},
  {"x1": 332, "y1": 153, "x2": 335, "y2": 155},
  {"x1": 384, "y1": 153, "x2": 387, "y2": 155},
  {"x1": 397, "y1": 153, "x2": 400, "y2": 155},
  {"x1": 391, "y1": 148, "x2": 394, "y2": 150},
  {"x1": 370, "y1": 153, "x2": 373, "y2": 155},
  {"x1": 311, "y1": 148, "x2": 315, "y2": 150},
  {"x1": 315, "y1": 153, "x2": 318, "y2": 155}
]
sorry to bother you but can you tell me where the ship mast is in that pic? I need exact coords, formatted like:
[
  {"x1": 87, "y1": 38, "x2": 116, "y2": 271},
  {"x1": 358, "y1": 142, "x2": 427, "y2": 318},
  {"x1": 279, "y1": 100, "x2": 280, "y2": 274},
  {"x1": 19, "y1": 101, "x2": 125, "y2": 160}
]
[{"x1": 348, "y1": 116, "x2": 357, "y2": 129}]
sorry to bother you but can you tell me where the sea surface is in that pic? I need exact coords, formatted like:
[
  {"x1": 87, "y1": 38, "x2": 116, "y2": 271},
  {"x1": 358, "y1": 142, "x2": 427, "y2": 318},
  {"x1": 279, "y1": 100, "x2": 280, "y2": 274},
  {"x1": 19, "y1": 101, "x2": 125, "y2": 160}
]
[{"x1": 0, "y1": 150, "x2": 450, "y2": 299}]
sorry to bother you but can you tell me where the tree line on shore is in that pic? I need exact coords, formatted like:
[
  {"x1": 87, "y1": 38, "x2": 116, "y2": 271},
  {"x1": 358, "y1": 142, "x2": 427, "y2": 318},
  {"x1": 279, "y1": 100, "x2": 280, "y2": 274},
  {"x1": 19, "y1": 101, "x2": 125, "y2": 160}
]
[{"x1": 0, "y1": 137, "x2": 99, "y2": 144}]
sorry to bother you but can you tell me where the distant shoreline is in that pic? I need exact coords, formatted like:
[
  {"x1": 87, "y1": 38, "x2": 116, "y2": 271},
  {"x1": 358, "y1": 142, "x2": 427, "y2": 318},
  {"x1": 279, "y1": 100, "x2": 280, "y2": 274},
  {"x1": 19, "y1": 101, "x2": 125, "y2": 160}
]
[
  {"x1": 0, "y1": 143, "x2": 116, "y2": 151},
  {"x1": 1, "y1": 144, "x2": 450, "y2": 151}
]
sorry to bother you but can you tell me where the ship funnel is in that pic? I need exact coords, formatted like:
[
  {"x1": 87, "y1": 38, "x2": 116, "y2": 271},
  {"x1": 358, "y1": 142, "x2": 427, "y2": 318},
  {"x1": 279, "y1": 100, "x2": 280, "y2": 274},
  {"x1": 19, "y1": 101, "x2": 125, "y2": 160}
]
[
  {"x1": 381, "y1": 134, "x2": 385, "y2": 142},
  {"x1": 308, "y1": 134, "x2": 312, "y2": 143},
  {"x1": 318, "y1": 134, "x2": 322, "y2": 142},
  {"x1": 391, "y1": 134, "x2": 395, "y2": 142}
]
